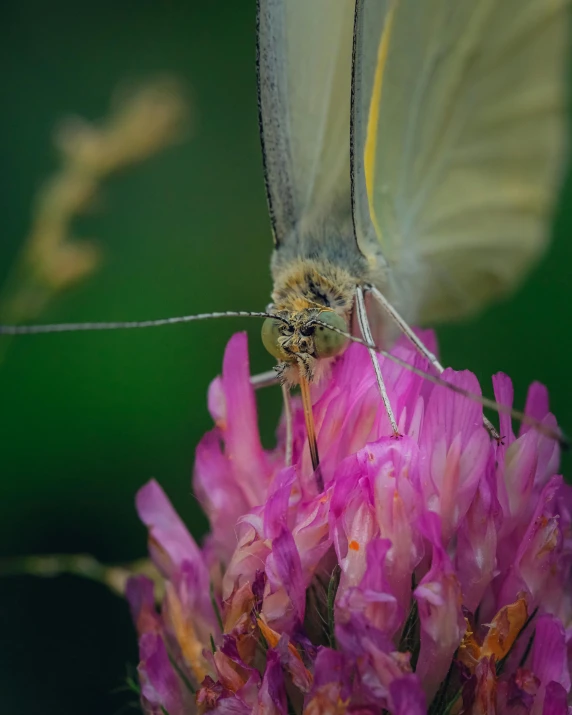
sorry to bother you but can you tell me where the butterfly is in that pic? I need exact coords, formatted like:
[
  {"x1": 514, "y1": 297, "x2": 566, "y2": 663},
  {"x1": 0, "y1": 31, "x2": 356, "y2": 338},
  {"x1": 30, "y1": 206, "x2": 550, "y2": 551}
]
[
  {"x1": 255, "y1": 0, "x2": 569, "y2": 470},
  {"x1": 1, "y1": 0, "x2": 569, "y2": 473}
]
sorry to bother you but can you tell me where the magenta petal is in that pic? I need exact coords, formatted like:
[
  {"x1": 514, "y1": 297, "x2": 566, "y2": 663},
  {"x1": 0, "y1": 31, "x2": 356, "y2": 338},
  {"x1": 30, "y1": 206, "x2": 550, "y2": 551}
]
[
  {"x1": 175, "y1": 558, "x2": 218, "y2": 636},
  {"x1": 138, "y1": 633, "x2": 193, "y2": 715},
  {"x1": 211, "y1": 698, "x2": 251, "y2": 714},
  {"x1": 414, "y1": 513, "x2": 465, "y2": 701},
  {"x1": 222, "y1": 524, "x2": 271, "y2": 602},
  {"x1": 492, "y1": 372, "x2": 516, "y2": 445},
  {"x1": 257, "y1": 649, "x2": 287, "y2": 715},
  {"x1": 219, "y1": 635, "x2": 260, "y2": 686},
  {"x1": 421, "y1": 368, "x2": 484, "y2": 447},
  {"x1": 335, "y1": 611, "x2": 393, "y2": 661},
  {"x1": 126, "y1": 575, "x2": 160, "y2": 637},
  {"x1": 263, "y1": 468, "x2": 296, "y2": 539},
  {"x1": 497, "y1": 668, "x2": 539, "y2": 713},
  {"x1": 469, "y1": 657, "x2": 497, "y2": 715},
  {"x1": 305, "y1": 648, "x2": 354, "y2": 712},
  {"x1": 542, "y1": 681, "x2": 569, "y2": 715},
  {"x1": 456, "y1": 468, "x2": 499, "y2": 612},
  {"x1": 339, "y1": 539, "x2": 402, "y2": 638},
  {"x1": 194, "y1": 431, "x2": 250, "y2": 562},
  {"x1": 501, "y1": 476, "x2": 564, "y2": 608},
  {"x1": 221, "y1": 332, "x2": 269, "y2": 505},
  {"x1": 135, "y1": 479, "x2": 215, "y2": 634},
  {"x1": 265, "y1": 528, "x2": 305, "y2": 627},
  {"x1": 329, "y1": 453, "x2": 363, "y2": 531},
  {"x1": 496, "y1": 427, "x2": 539, "y2": 543},
  {"x1": 275, "y1": 633, "x2": 312, "y2": 692},
  {"x1": 195, "y1": 333, "x2": 274, "y2": 567},
  {"x1": 419, "y1": 369, "x2": 490, "y2": 543},
  {"x1": 313, "y1": 344, "x2": 385, "y2": 470},
  {"x1": 290, "y1": 490, "x2": 331, "y2": 578},
  {"x1": 532, "y1": 615, "x2": 570, "y2": 691},
  {"x1": 208, "y1": 375, "x2": 226, "y2": 427},
  {"x1": 329, "y1": 456, "x2": 377, "y2": 596},
  {"x1": 406, "y1": 328, "x2": 439, "y2": 359},
  {"x1": 388, "y1": 674, "x2": 426, "y2": 715},
  {"x1": 362, "y1": 437, "x2": 423, "y2": 612},
  {"x1": 520, "y1": 381, "x2": 550, "y2": 436},
  {"x1": 360, "y1": 538, "x2": 391, "y2": 593},
  {"x1": 312, "y1": 647, "x2": 351, "y2": 692},
  {"x1": 136, "y1": 479, "x2": 207, "y2": 582}
]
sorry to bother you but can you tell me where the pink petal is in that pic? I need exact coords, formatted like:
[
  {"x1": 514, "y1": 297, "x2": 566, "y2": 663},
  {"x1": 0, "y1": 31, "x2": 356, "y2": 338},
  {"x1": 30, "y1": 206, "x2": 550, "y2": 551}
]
[
  {"x1": 126, "y1": 575, "x2": 161, "y2": 637},
  {"x1": 414, "y1": 512, "x2": 465, "y2": 701},
  {"x1": 419, "y1": 369, "x2": 491, "y2": 544},
  {"x1": 492, "y1": 372, "x2": 516, "y2": 445},
  {"x1": 388, "y1": 673, "x2": 427, "y2": 715},
  {"x1": 136, "y1": 479, "x2": 207, "y2": 583},
  {"x1": 362, "y1": 437, "x2": 424, "y2": 612},
  {"x1": 138, "y1": 633, "x2": 193, "y2": 715},
  {"x1": 264, "y1": 529, "x2": 306, "y2": 628},
  {"x1": 456, "y1": 467, "x2": 500, "y2": 613},
  {"x1": 338, "y1": 539, "x2": 402, "y2": 638},
  {"x1": 520, "y1": 382, "x2": 550, "y2": 437},
  {"x1": 221, "y1": 332, "x2": 270, "y2": 505},
  {"x1": 541, "y1": 681, "x2": 569, "y2": 715},
  {"x1": 532, "y1": 615, "x2": 570, "y2": 691},
  {"x1": 194, "y1": 431, "x2": 250, "y2": 562},
  {"x1": 255, "y1": 649, "x2": 287, "y2": 715}
]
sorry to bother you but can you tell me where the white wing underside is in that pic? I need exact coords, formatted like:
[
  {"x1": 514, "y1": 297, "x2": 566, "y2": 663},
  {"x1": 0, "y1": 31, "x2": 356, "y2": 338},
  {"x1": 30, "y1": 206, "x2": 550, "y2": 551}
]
[
  {"x1": 258, "y1": 0, "x2": 569, "y2": 325},
  {"x1": 354, "y1": 0, "x2": 570, "y2": 324},
  {"x1": 257, "y1": 0, "x2": 355, "y2": 244}
]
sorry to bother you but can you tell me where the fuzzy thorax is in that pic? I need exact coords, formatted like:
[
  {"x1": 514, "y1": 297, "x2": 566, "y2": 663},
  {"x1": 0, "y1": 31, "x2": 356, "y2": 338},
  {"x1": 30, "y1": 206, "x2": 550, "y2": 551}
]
[{"x1": 271, "y1": 256, "x2": 358, "y2": 315}]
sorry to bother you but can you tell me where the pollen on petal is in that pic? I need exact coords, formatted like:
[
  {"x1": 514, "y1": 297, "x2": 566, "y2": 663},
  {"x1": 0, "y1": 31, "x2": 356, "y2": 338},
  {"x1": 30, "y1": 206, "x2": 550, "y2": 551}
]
[
  {"x1": 349, "y1": 540, "x2": 360, "y2": 551},
  {"x1": 481, "y1": 597, "x2": 528, "y2": 662}
]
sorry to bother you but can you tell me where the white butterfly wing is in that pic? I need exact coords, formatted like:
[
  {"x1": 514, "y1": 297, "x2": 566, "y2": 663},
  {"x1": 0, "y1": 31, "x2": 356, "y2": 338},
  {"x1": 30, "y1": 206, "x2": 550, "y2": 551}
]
[
  {"x1": 257, "y1": 0, "x2": 356, "y2": 244},
  {"x1": 351, "y1": 0, "x2": 392, "y2": 254},
  {"x1": 353, "y1": 0, "x2": 570, "y2": 324}
]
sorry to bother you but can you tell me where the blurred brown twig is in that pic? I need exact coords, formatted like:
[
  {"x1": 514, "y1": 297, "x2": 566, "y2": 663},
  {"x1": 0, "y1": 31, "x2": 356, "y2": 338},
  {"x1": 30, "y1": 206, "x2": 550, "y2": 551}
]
[
  {"x1": 0, "y1": 76, "x2": 190, "y2": 354},
  {"x1": 0, "y1": 553, "x2": 165, "y2": 601}
]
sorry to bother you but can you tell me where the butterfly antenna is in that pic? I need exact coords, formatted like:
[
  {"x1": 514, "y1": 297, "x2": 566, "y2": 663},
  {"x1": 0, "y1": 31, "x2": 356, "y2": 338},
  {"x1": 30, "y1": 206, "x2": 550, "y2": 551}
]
[
  {"x1": 0, "y1": 310, "x2": 289, "y2": 335},
  {"x1": 311, "y1": 319, "x2": 569, "y2": 450},
  {"x1": 1, "y1": 312, "x2": 566, "y2": 448}
]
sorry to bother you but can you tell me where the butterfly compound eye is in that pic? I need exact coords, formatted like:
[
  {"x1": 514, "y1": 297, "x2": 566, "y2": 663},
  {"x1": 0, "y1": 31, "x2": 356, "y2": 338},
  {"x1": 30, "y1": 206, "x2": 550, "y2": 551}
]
[
  {"x1": 314, "y1": 311, "x2": 349, "y2": 358},
  {"x1": 261, "y1": 318, "x2": 288, "y2": 360}
]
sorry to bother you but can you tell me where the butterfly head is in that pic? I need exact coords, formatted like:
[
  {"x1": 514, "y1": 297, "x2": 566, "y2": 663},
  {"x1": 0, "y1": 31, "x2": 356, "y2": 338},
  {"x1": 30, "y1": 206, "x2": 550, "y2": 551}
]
[{"x1": 261, "y1": 308, "x2": 349, "y2": 383}]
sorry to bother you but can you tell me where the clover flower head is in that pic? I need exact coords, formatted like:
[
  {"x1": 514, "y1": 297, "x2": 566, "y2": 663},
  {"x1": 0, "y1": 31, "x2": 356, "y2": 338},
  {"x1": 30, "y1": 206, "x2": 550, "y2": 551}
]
[{"x1": 127, "y1": 332, "x2": 571, "y2": 715}]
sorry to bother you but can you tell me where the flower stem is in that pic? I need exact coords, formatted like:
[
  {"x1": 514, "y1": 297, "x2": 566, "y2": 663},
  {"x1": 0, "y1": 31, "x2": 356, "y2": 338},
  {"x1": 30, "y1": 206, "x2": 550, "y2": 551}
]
[{"x1": 327, "y1": 565, "x2": 340, "y2": 649}]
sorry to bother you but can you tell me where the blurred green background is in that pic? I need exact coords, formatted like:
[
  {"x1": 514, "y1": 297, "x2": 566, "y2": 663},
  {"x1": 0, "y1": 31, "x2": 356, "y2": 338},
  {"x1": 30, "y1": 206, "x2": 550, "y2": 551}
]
[{"x1": 0, "y1": 1, "x2": 570, "y2": 713}]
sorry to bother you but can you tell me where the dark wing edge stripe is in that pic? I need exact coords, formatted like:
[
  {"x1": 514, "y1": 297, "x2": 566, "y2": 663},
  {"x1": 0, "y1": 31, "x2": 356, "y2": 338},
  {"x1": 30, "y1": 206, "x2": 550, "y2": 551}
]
[
  {"x1": 349, "y1": 0, "x2": 360, "y2": 248},
  {"x1": 256, "y1": 0, "x2": 297, "y2": 248},
  {"x1": 256, "y1": 0, "x2": 278, "y2": 246}
]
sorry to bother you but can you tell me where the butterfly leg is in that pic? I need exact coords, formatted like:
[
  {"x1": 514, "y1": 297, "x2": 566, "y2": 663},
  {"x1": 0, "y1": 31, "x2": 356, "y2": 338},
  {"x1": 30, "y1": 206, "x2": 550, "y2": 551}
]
[
  {"x1": 250, "y1": 370, "x2": 294, "y2": 466},
  {"x1": 355, "y1": 285, "x2": 400, "y2": 436},
  {"x1": 281, "y1": 383, "x2": 293, "y2": 466},
  {"x1": 250, "y1": 370, "x2": 279, "y2": 389},
  {"x1": 365, "y1": 284, "x2": 501, "y2": 442}
]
